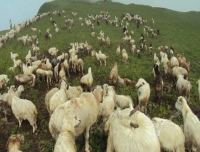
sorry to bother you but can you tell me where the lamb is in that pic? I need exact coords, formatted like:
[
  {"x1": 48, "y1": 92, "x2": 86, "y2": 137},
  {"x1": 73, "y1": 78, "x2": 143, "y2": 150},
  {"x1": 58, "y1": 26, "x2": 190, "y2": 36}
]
[
  {"x1": 54, "y1": 115, "x2": 81, "y2": 152},
  {"x1": 176, "y1": 74, "x2": 192, "y2": 102},
  {"x1": 196, "y1": 79, "x2": 200, "y2": 102},
  {"x1": 49, "y1": 86, "x2": 104, "y2": 152},
  {"x1": 0, "y1": 74, "x2": 9, "y2": 89},
  {"x1": 109, "y1": 62, "x2": 118, "y2": 85},
  {"x1": 80, "y1": 67, "x2": 93, "y2": 92},
  {"x1": 175, "y1": 96, "x2": 200, "y2": 151},
  {"x1": 135, "y1": 78, "x2": 150, "y2": 114},
  {"x1": 11, "y1": 95, "x2": 38, "y2": 133},
  {"x1": 105, "y1": 108, "x2": 160, "y2": 152},
  {"x1": 152, "y1": 117, "x2": 185, "y2": 152},
  {"x1": 6, "y1": 134, "x2": 24, "y2": 152},
  {"x1": 95, "y1": 51, "x2": 107, "y2": 66}
]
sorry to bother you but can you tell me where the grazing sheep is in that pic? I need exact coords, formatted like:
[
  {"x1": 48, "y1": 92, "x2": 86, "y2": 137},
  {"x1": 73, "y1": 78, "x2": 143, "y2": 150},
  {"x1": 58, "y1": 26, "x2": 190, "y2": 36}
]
[
  {"x1": 11, "y1": 95, "x2": 38, "y2": 133},
  {"x1": 95, "y1": 51, "x2": 107, "y2": 66},
  {"x1": 196, "y1": 79, "x2": 200, "y2": 102},
  {"x1": 176, "y1": 74, "x2": 192, "y2": 102},
  {"x1": 49, "y1": 86, "x2": 104, "y2": 152},
  {"x1": 175, "y1": 96, "x2": 200, "y2": 151},
  {"x1": 80, "y1": 67, "x2": 93, "y2": 92},
  {"x1": 135, "y1": 78, "x2": 150, "y2": 114},
  {"x1": 6, "y1": 134, "x2": 24, "y2": 152},
  {"x1": 152, "y1": 117, "x2": 185, "y2": 152},
  {"x1": 172, "y1": 66, "x2": 188, "y2": 80},
  {"x1": 106, "y1": 108, "x2": 160, "y2": 152},
  {"x1": 54, "y1": 115, "x2": 81, "y2": 152},
  {"x1": 177, "y1": 54, "x2": 190, "y2": 72},
  {"x1": 109, "y1": 62, "x2": 118, "y2": 85}
]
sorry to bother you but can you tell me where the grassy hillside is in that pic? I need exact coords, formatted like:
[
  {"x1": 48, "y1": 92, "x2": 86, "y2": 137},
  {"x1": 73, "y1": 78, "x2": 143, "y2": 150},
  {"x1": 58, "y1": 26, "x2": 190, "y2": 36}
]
[{"x1": 0, "y1": 1, "x2": 200, "y2": 151}]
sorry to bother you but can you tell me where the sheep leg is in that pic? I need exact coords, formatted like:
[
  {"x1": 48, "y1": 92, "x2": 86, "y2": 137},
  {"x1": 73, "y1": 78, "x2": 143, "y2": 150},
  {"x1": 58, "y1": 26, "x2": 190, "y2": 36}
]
[
  {"x1": 3, "y1": 108, "x2": 8, "y2": 121},
  {"x1": 106, "y1": 133, "x2": 113, "y2": 152},
  {"x1": 105, "y1": 60, "x2": 106, "y2": 67},
  {"x1": 85, "y1": 127, "x2": 90, "y2": 152},
  {"x1": 18, "y1": 118, "x2": 22, "y2": 127}
]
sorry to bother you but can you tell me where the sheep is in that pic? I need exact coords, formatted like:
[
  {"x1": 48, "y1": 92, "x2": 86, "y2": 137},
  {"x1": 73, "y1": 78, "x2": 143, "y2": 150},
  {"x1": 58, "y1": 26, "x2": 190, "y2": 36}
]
[
  {"x1": 117, "y1": 76, "x2": 125, "y2": 87},
  {"x1": 115, "y1": 94, "x2": 133, "y2": 110},
  {"x1": 175, "y1": 96, "x2": 200, "y2": 151},
  {"x1": 176, "y1": 74, "x2": 192, "y2": 102},
  {"x1": 154, "y1": 53, "x2": 159, "y2": 63},
  {"x1": 25, "y1": 50, "x2": 31, "y2": 62},
  {"x1": 116, "y1": 44, "x2": 120, "y2": 55},
  {"x1": 48, "y1": 47, "x2": 59, "y2": 57},
  {"x1": 95, "y1": 51, "x2": 107, "y2": 66},
  {"x1": 54, "y1": 115, "x2": 81, "y2": 152},
  {"x1": 136, "y1": 49, "x2": 140, "y2": 58},
  {"x1": 123, "y1": 78, "x2": 136, "y2": 87},
  {"x1": 122, "y1": 51, "x2": 128, "y2": 64},
  {"x1": 91, "y1": 32, "x2": 95, "y2": 37},
  {"x1": 135, "y1": 78, "x2": 150, "y2": 114},
  {"x1": 11, "y1": 95, "x2": 37, "y2": 133},
  {"x1": 152, "y1": 117, "x2": 185, "y2": 152},
  {"x1": 49, "y1": 78, "x2": 69, "y2": 115},
  {"x1": 45, "y1": 70, "x2": 53, "y2": 88},
  {"x1": 172, "y1": 66, "x2": 188, "y2": 80},
  {"x1": 170, "y1": 56, "x2": 179, "y2": 68},
  {"x1": 31, "y1": 28, "x2": 37, "y2": 32},
  {"x1": 0, "y1": 74, "x2": 9, "y2": 90},
  {"x1": 49, "y1": 86, "x2": 104, "y2": 152},
  {"x1": 80, "y1": 67, "x2": 93, "y2": 92},
  {"x1": 10, "y1": 52, "x2": 19, "y2": 60},
  {"x1": 6, "y1": 134, "x2": 24, "y2": 152},
  {"x1": 177, "y1": 54, "x2": 190, "y2": 72},
  {"x1": 14, "y1": 74, "x2": 36, "y2": 91},
  {"x1": 109, "y1": 62, "x2": 118, "y2": 85},
  {"x1": 196, "y1": 79, "x2": 200, "y2": 102},
  {"x1": 99, "y1": 86, "x2": 115, "y2": 122},
  {"x1": 22, "y1": 63, "x2": 37, "y2": 75},
  {"x1": 106, "y1": 108, "x2": 160, "y2": 152},
  {"x1": 77, "y1": 58, "x2": 84, "y2": 76},
  {"x1": 36, "y1": 68, "x2": 46, "y2": 82}
]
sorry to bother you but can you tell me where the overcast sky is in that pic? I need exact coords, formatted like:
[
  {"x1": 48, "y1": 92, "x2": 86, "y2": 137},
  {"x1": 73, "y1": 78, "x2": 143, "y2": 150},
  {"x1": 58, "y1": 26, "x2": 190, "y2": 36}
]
[{"x1": 0, "y1": 0, "x2": 199, "y2": 31}]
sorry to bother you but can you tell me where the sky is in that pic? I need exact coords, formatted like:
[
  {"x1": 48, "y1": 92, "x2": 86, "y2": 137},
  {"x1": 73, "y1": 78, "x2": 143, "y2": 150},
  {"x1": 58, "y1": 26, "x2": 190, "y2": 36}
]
[
  {"x1": 0, "y1": 0, "x2": 199, "y2": 31},
  {"x1": 0, "y1": 0, "x2": 52, "y2": 31}
]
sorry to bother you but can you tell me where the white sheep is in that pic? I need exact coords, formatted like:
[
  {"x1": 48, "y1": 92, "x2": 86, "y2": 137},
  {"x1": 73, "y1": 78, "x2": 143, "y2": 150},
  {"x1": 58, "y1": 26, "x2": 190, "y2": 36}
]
[
  {"x1": 80, "y1": 67, "x2": 93, "y2": 92},
  {"x1": 116, "y1": 44, "x2": 120, "y2": 55},
  {"x1": 67, "y1": 85, "x2": 83, "y2": 100},
  {"x1": 54, "y1": 115, "x2": 81, "y2": 152},
  {"x1": 49, "y1": 86, "x2": 104, "y2": 152},
  {"x1": 196, "y1": 79, "x2": 200, "y2": 102},
  {"x1": 25, "y1": 50, "x2": 32, "y2": 62},
  {"x1": 172, "y1": 66, "x2": 188, "y2": 80},
  {"x1": 135, "y1": 78, "x2": 150, "y2": 114},
  {"x1": 11, "y1": 95, "x2": 38, "y2": 133},
  {"x1": 0, "y1": 74, "x2": 9, "y2": 89},
  {"x1": 115, "y1": 94, "x2": 133, "y2": 110},
  {"x1": 45, "y1": 87, "x2": 59, "y2": 115},
  {"x1": 117, "y1": 76, "x2": 125, "y2": 87},
  {"x1": 106, "y1": 108, "x2": 160, "y2": 152},
  {"x1": 170, "y1": 56, "x2": 179, "y2": 68},
  {"x1": 152, "y1": 117, "x2": 185, "y2": 152},
  {"x1": 175, "y1": 96, "x2": 200, "y2": 151},
  {"x1": 122, "y1": 51, "x2": 128, "y2": 64},
  {"x1": 95, "y1": 51, "x2": 107, "y2": 66},
  {"x1": 110, "y1": 62, "x2": 118, "y2": 85},
  {"x1": 176, "y1": 74, "x2": 192, "y2": 102},
  {"x1": 49, "y1": 47, "x2": 59, "y2": 57},
  {"x1": 49, "y1": 78, "x2": 69, "y2": 115},
  {"x1": 45, "y1": 70, "x2": 53, "y2": 88},
  {"x1": 10, "y1": 52, "x2": 19, "y2": 60}
]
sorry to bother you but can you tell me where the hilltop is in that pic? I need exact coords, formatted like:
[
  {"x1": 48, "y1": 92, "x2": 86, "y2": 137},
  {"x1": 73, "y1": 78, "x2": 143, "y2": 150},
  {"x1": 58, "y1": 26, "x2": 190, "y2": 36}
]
[{"x1": 0, "y1": 0, "x2": 200, "y2": 151}]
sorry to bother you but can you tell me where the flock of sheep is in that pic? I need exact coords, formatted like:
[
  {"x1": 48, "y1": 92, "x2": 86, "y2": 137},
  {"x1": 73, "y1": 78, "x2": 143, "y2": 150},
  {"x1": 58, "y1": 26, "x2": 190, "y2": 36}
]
[{"x1": 0, "y1": 4, "x2": 200, "y2": 152}]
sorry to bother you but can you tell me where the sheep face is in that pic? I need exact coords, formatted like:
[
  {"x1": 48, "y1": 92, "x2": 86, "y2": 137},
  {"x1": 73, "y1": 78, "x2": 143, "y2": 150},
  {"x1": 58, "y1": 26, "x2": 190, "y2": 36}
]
[
  {"x1": 175, "y1": 96, "x2": 186, "y2": 111},
  {"x1": 135, "y1": 78, "x2": 146, "y2": 89}
]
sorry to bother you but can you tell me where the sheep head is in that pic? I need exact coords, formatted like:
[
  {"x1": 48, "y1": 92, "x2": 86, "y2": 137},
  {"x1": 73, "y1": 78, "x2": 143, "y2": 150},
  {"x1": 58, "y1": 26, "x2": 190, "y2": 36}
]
[{"x1": 175, "y1": 96, "x2": 186, "y2": 111}]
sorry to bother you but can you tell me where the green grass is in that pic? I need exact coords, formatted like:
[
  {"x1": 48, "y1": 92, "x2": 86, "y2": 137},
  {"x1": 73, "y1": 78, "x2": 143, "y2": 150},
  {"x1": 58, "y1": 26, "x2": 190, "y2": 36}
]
[{"x1": 0, "y1": 1, "x2": 200, "y2": 151}]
